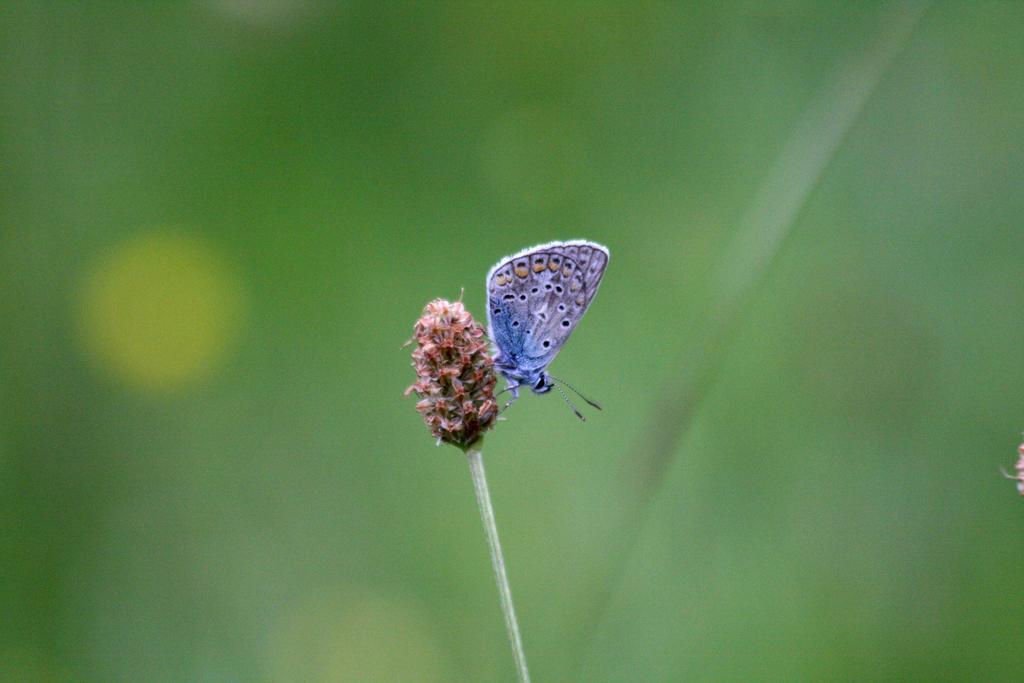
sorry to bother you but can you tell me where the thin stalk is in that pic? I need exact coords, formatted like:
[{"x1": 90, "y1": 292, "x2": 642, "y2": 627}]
[
  {"x1": 466, "y1": 446, "x2": 531, "y2": 683},
  {"x1": 570, "y1": 0, "x2": 932, "y2": 675}
]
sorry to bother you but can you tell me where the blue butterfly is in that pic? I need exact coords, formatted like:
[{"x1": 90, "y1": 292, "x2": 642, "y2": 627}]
[{"x1": 486, "y1": 240, "x2": 609, "y2": 419}]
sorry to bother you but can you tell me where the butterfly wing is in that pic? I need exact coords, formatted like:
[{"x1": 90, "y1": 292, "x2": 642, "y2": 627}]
[{"x1": 487, "y1": 240, "x2": 609, "y2": 376}]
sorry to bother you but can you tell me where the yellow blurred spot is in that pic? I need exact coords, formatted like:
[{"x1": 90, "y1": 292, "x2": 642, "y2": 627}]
[
  {"x1": 532, "y1": 261, "x2": 546, "y2": 273},
  {"x1": 76, "y1": 231, "x2": 244, "y2": 392},
  {"x1": 515, "y1": 266, "x2": 528, "y2": 278},
  {"x1": 265, "y1": 587, "x2": 446, "y2": 683}
]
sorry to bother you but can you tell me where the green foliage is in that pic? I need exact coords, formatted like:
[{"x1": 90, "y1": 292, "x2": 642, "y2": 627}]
[{"x1": 2, "y1": 2, "x2": 1023, "y2": 680}]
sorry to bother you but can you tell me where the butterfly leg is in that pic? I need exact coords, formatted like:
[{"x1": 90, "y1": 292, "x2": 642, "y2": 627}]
[{"x1": 499, "y1": 382, "x2": 520, "y2": 413}]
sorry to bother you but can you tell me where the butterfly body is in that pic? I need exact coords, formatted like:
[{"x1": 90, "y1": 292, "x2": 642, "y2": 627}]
[{"x1": 486, "y1": 240, "x2": 609, "y2": 402}]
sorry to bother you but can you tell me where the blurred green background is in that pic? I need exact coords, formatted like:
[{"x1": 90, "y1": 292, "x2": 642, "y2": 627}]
[{"x1": 3, "y1": 1, "x2": 1023, "y2": 681}]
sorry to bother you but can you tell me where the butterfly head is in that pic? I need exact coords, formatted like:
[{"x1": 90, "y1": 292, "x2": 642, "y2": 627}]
[{"x1": 494, "y1": 359, "x2": 551, "y2": 395}]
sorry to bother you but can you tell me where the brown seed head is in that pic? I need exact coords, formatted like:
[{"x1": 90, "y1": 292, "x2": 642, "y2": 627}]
[
  {"x1": 1002, "y1": 441, "x2": 1024, "y2": 495},
  {"x1": 405, "y1": 299, "x2": 498, "y2": 449},
  {"x1": 1013, "y1": 442, "x2": 1024, "y2": 495}
]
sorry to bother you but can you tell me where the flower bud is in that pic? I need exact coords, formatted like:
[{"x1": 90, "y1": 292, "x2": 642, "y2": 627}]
[
  {"x1": 405, "y1": 299, "x2": 498, "y2": 449},
  {"x1": 1007, "y1": 442, "x2": 1024, "y2": 495}
]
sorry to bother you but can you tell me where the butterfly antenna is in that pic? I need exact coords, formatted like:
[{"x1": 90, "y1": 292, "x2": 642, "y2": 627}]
[
  {"x1": 547, "y1": 374, "x2": 602, "y2": 410},
  {"x1": 553, "y1": 383, "x2": 586, "y2": 421}
]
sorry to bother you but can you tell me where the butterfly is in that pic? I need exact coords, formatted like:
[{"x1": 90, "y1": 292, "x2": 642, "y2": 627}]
[{"x1": 486, "y1": 240, "x2": 610, "y2": 419}]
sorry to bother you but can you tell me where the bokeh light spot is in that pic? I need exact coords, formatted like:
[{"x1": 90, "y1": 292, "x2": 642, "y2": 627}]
[
  {"x1": 266, "y1": 587, "x2": 446, "y2": 683},
  {"x1": 76, "y1": 231, "x2": 244, "y2": 392},
  {"x1": 479, "y1": 104, "x2": 589, "y2": 209},
  {"x1": 206, "y1": 0, "x2": 315, "y2": 28}
]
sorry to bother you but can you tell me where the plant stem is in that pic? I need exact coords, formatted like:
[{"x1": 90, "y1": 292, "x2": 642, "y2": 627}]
[
  {"x1": 466, "y1": 446, "x2": 531, "y2": 683},
  {"x1": 569, "y1": 1, "x2": 932, "y2": 674}
]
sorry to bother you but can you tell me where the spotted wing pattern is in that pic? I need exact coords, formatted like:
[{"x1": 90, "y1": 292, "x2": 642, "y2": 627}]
[{"x1": 486, "y1": 240, "x2": 609, "y2": 373}]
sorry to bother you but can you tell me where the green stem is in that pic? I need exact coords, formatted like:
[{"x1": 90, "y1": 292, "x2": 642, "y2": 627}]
[{"x1": 466, "y1": 446, "x2": 531, "y2": 683}]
